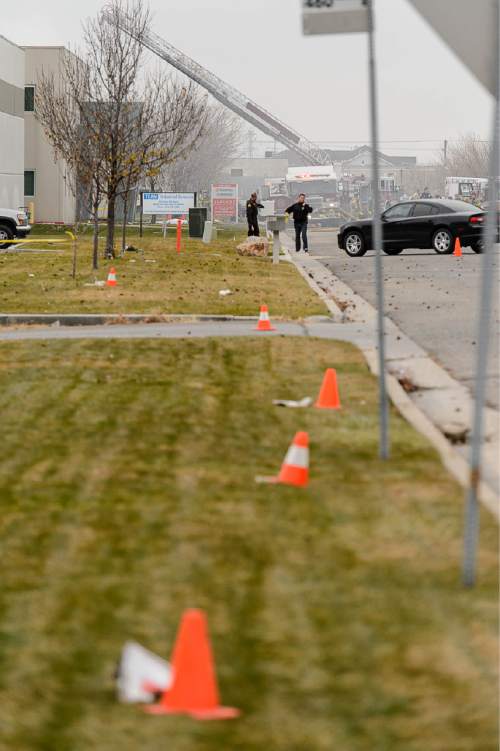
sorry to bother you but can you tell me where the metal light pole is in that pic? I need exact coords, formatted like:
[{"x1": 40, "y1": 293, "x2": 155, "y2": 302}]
[
  {"x1": 367, "y1": 0, "x2": 390, "y2": 459},
  {"x1": 462, "y1": 0, "x2": 500, "y2": 588}
]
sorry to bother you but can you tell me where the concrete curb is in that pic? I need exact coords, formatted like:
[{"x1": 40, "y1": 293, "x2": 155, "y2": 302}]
[
  {"x1": 0, "y1": 313, "x2": 336, "y2": 327},
  {"x1": 281, "y1": 233, "x2": 499, "y2": 516},
  {"x1": 0, "y1": 313, "x2": 261, "y2": 327},
  {"x1": 281, "y1": 247, "x2": 344, "y2": 322}
]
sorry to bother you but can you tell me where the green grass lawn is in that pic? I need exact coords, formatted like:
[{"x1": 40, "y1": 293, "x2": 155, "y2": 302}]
[
  {"x1": 0, "y1": 336, "x2": 497, "y2": 751},
  {"x1": 0, "y1": 225, "x2": 325, "y2": 317}
]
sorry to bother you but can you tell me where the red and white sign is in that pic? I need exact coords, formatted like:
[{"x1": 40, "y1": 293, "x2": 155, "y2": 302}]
[{"x1": 211, "y1": 183, "x2": 238, "y2": 223}]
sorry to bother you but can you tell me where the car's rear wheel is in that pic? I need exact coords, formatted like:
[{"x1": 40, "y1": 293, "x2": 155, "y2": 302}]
[
  {"x1": 343, "y1": 230, "x2": 367, "y2": 257},
  {"x1": 432, "y1": 228, "x2": 453, "y2": 255},
  {"x1": 0, "y1": 224, "x2": 14, "y2": 250},
  {"x1": 471, "y1": 241, "x2": 483, "y2": 254},
  {"x1": 383, "y1": 247, "x2": 404, "y2": 255}
]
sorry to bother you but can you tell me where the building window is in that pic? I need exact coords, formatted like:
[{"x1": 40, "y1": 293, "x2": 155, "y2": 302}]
[
  {"x1": 231, "y1": 169, "x2": 244, "y2": 177},
  {"x1": 24, "y1": 171, "x2": 35, "y2": 197},
  {"x1": 24, "y1": 86, "x2": 35, "y2": 112}
]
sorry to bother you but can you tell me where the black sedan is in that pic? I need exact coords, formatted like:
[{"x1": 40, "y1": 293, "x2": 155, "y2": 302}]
[{"x1": 338, "y1": 199, "x2": 485, "y2": 257}]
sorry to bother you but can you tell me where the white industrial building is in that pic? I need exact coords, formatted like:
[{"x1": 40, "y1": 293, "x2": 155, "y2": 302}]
[
  {"x1": 0, "y1": 34, "x2": 24, "y2": 210},
  {"x1": 23, "y1": 46, "x2": 76, "y2": 224}
]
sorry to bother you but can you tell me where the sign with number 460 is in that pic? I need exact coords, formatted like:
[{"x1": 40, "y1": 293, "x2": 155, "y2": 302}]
[{"x1": 302, "y1": 0, "x2": 369, "y2": 36}]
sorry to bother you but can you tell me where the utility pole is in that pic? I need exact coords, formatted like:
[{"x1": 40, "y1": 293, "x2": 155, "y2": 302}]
[
  {"x1": 367, "y1": 0, "x2": 390, "y2": 459},
  {"x1": 443, "y1": 138, "x2": 448, "y2": 168}
]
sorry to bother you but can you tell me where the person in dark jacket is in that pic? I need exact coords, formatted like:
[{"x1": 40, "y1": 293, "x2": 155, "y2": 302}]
[
  {"x1": 285, "y1": 193, "x2": 313, "y2": 252},
  {"x1": 246, "y1": 193, "x2": 264, "y2": 237}
]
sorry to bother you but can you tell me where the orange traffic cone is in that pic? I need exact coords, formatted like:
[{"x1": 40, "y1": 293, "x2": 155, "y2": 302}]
[
  {"x1": 256, "y1": 305, "x2": 275, "y2": 331},
  {"x1": 277, "y1": 431, "x2": 309, "y2": 487},
  {"x1": 453, "y1": 238, "x2": 462, "y2": 257},
  {"x1": 106, "y1": 267, "x2": 117, "y2": 286},
  {"x1": 315, "y1": 368, "x2": 341, "y2": 410},
  {"x1": 146, "y1": 609, "x2": 240, "y2": 720}
]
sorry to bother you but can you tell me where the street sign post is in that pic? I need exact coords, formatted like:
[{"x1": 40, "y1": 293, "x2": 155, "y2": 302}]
[
  {"x1": 302, "y1": 0, "x2": 390, "y2": 459},
  {"x1": 410, "y1": 0, "x2": 500, "y2": 587},
  {"x1": 462, "y1": 0, "x2": 499, "y2": 588},
  {"x1": 302, "y1": 0, "x2": 369, "y2": 36}
]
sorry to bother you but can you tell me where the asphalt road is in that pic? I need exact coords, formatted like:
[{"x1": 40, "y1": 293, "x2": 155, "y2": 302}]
[{"x1": 305, "y1": 229, "x2": 500, "y2": 409}]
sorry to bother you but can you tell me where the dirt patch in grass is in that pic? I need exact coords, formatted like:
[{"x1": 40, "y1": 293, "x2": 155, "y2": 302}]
[
  {"x1": 0, "y1": 227, "x2": 326, "y2": 318},
  {"x1": 0, "y1": 337, "x2": 497, "y2": 751}
]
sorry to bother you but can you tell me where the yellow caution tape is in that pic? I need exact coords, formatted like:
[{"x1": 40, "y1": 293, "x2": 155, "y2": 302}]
[{"x1": 0, "y1": 238, "x2": 71, "y2": 245}]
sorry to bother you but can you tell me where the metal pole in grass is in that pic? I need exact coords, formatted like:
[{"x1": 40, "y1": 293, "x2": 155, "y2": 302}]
[
  {"x1": 301, "y1": 0, "x2": 389, "y2": 458},
  {"x1": 176, "y1": 218, "x2": 182, "y2": 253},
  {"x1": 463, "y1": 0, "x2": 500, "y2": 588},
  {"x1": 66, "y1": 230, "x2": 77, "y2": 280},
  {"x1": 367, "y1": 0, "x2": 390, "y2": 459},
  {"x1": 139, "y1": 191, "x2": 144, "y2": 239}
]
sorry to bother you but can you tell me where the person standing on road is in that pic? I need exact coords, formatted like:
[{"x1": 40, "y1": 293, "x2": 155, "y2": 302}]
[
  {"x1": 246, "y1": 192, "x2": 264, "y2": 237},
  {"x1": 285, "y1": 193, "x2": 313, "y2": 252}
]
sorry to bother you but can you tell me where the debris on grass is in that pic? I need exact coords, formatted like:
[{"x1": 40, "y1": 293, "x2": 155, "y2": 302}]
[
  {"x1": 116, "y1": 642, "x2": 172, "y2": 704},
  {"x1": 272, "y1": 396, "x2": 312, "y2": 408},
  {"x1": 236, "y1": 237, "x2": 270, "y2": 257}
]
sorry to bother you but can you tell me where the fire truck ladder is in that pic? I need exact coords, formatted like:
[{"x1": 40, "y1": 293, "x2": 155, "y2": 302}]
[{"x1": 104, "y1": 8, "x2": 332, "y2": 167}]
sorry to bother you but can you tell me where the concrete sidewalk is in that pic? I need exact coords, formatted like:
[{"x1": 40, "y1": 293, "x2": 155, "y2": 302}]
[{"x1": 280, "y1": 233, "x2": 499, "y2": 511}]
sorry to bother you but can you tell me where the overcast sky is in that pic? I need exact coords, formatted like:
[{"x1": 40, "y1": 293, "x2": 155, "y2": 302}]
[{"x1": 4, "y1": 0, "x2": 493, "y2": 162}]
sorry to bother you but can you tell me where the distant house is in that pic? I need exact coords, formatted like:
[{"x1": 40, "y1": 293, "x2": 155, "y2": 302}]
[
  {"x1": 332, "y1": 145, "x2": 417, "y2": 174},
  {"x1": 274, "y1": 145, "x2": 417, "y2": 176}
]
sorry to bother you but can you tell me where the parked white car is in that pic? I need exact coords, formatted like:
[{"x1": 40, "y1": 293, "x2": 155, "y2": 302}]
[{"x1": 0, "y1": 208, "x2": 31, "y2": 248}]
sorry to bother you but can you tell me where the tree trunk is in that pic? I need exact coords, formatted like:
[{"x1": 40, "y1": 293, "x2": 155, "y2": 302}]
[
  {"x1": 92, "y1": 197, "x2": 100, "y2": 271},
  {"x1": 106, "y1": 192, "x2": 116, "y2": 258},
  {"x1": 121, "y1": 193, "x2": 129, "y2": 254},
  {"x1": 72, "y1": 237, "x2": 77, "y2": 279}
]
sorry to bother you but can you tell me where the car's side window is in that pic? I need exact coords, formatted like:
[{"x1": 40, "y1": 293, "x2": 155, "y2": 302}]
[
  {"x1": 384, "y1": 203, "x2": 414, "y2": 220},
  {"x1": 412, "y1": 203, "x2": 435, "y2": 217}
]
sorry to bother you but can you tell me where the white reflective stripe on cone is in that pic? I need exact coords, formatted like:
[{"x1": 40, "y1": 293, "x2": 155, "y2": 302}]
[
  {"x1": 282, "y1": 445, "x2": 309, "y2": 469},
  {"x1": 260, "y1": 312, "x2": 269, "y2": 321}
]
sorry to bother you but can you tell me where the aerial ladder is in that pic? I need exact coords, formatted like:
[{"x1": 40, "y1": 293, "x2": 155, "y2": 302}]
[{"x1": 103, "y1": 8, "x2": 332, "y2": 167}]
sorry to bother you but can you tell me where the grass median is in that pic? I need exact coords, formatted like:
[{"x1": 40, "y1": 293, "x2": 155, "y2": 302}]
[
  {"x1": 0, "y1": 225, "x2": 326, "y2": 317},
  {"x1": 0, "y1": 336, "x2": 497, "y2": 751}
]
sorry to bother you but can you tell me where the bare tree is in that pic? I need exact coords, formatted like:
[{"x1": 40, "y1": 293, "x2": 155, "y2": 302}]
[
  {"x1": 35, "y1": 51, "x2": 105, "y2": 270},
  {"x1": 79, "y1": 0, "x2": 152, "y2": 257},
  {"x1": 37, "y1": 0, "x2": 207, "y2": 262},
  {"x1": 445, "y1": 133, "x2": 490, "y2": 177},
  {"x1": 166, "y1": 104, "x2": 243, "y2": 194},
  {"x1": 118, "y1": 72, "x2": 207, "y2": 251}
]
